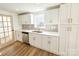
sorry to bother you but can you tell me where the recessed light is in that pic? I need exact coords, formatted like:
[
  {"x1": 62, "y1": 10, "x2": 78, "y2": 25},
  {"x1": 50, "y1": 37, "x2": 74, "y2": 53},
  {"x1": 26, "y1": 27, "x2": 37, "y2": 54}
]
[{"x1": 16, "y1": 9, "x2": 19, "y2": 11}]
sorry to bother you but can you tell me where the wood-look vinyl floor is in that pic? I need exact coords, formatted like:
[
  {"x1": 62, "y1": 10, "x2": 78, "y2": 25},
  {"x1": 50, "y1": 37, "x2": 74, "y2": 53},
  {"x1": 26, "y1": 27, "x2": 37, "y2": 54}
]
[{"x1": 0, "y1": 41, "x2": 57, "y2": 56}]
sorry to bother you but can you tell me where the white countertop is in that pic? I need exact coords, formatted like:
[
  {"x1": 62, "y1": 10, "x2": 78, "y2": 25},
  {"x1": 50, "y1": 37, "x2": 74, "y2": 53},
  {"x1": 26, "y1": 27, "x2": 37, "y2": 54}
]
[{"x1": 16, "y1": 29, "x2": 59, "y2": 36}]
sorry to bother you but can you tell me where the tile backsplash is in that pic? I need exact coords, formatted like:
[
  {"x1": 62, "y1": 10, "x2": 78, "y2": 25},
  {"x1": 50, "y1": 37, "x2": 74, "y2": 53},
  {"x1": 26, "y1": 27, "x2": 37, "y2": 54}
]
[
  {"x1": 45, "y1": 24, "x2": 58, "y2": 32},
  {"x1": 22, "y1": 24, "x2": 58, "y2": 32},
  {"x1": 22, "y1": 24, "x2": 34, "y2": 30}
]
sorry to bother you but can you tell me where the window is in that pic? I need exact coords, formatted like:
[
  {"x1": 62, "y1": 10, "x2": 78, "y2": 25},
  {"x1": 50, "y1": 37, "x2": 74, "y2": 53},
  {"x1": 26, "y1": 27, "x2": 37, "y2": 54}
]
[
  {"x1": 0, "y1": 15, "x2": 13, "y2": 45},
  {"x1": 33, "y1": 14, "x2": 45, "y2": 28}
]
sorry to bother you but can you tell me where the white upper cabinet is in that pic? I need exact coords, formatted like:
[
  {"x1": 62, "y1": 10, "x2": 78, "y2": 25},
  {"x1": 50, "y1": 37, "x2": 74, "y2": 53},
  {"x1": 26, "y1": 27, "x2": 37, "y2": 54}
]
[
  {"x1": 60, "y1": 4, "x2": 79, "y2": 24},
  {"x1": 18, "y1": 14, "x2": 32, "y2": 24},
  {"x1": 59, "y1": 3, "x2": 79, "y2": 56},
  {"x1": 71, "y1": 4, "x2": 79, "y2": 24},
  {"x1": 45, "y1": 8, "x2": 59, "y2": 24},
  {"x1": 59, "y1": 4, "x2": 71, "y2": 24}
]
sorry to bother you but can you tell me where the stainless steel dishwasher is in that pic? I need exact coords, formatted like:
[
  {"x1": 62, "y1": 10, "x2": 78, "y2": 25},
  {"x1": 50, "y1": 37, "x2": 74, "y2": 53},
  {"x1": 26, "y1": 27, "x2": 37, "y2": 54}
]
[{"x1": 22, "y1": 32, "x2": 29, "y2": 44}]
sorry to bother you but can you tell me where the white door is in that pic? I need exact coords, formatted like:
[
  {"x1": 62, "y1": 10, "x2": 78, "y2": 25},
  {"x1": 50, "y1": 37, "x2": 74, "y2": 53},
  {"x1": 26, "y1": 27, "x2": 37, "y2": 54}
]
[
  {"x1": 0, "y1": 15, "x2": 14, "y2": 48},
  {"x1": 59, "y1": 25, "x2": 70, "y2": 55},
  {"x1": 59, "y1": 4, "x2": 71, "y2": 24}
]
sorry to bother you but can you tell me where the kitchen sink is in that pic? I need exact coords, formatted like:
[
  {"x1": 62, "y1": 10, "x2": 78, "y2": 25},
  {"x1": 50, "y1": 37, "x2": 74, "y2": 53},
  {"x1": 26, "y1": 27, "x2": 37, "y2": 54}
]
[{"x1": 32, "y1": 30, "x2": 42, "y2": 33}]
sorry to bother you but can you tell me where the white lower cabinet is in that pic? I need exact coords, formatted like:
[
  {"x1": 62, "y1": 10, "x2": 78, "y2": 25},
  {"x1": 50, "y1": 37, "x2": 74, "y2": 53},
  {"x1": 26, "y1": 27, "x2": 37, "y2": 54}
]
[
  {"x1": 42, "y1": 35, "x2": 50, "y2": 51},
  {"x1": 29, "y1": 32, "x2": 42, "y2": 49},
  {"x1": 67, "y1": 25, "x2": 77, "y2": 56},
  {"x1": 59, "y1": 24, "x2": 78, "y2": 56},
  {"x1": 50, "y1": 36, "x2": 59, "y2": 54},
  {"x1": 42, "y1": 35, "x2": 59, "y2": 54},
  {"x1": 15, "y1": 31, "x2": 22, "y2": 42},
  {"x1": 59, "y1": 25, "x2": 70, "y2": 56},
  {"x1": 76, "y1": 25, "x2": 79, "y2": 55},
  {"x1": 29, "y1": 32, "x2": 59, "y2": 55}
]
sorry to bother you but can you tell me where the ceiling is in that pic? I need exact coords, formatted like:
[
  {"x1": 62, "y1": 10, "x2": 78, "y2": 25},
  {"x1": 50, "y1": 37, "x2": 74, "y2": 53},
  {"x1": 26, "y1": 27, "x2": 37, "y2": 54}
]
[{"x1": 0, "y1": 3, "x2": 60, "y2": 14}]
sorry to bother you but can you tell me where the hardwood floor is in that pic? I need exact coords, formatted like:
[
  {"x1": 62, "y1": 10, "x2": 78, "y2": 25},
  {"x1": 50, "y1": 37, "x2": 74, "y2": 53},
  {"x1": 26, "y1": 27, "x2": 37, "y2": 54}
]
[{"x1": 0, "y1": 41, "x2": 57, "y2": 56}]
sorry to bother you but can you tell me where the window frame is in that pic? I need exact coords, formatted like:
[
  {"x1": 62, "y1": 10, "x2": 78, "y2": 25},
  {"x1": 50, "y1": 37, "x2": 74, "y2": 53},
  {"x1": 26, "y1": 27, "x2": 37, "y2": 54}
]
[{"x1": 32, "y1": 14, "x2": 45, "y2": 28}]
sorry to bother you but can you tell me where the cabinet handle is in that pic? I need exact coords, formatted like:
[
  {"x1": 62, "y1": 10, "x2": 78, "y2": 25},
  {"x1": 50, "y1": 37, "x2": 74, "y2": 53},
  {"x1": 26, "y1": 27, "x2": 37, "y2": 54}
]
[
  {"x1": 67, "y1": 27, "x2": 72, "y2": 32},
  {"x1": 48, "y1": 41, "x2": 51, "y2": 44},
  {"x1": 68, "y1": 18, "x2": 72, "y2": 23}
]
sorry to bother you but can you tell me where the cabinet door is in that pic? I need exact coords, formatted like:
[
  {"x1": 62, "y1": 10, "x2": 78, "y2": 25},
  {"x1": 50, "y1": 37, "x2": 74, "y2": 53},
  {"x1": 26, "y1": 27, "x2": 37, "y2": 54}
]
[
  {"x1": 29, "y1": 33, "x2": 41, "y2": 48},
  {"x1": 71, "y1": 4, "x2": 79, "y2": 24},
  {"x1": 76, "y1": 25, "x2": 79, "y2": 55},
  {"x1": 34, "y1": 34, "x2": 42, "y2": 48},
  {"x1": 29, "y1": 33, "x2": 36, "y2": 46},
  {"x1": 19, "y1": 14, "x2": 31, "y2": 24},
  {"x1": 42, "y1": 35, "x2": 50, "y2": 51},
  {"x1": 15, "y1": 31, "x2": 22, "y2": 42},
  {"x1": 50, "y1": 36, "x2": 59, "y2": 54},
  {"x1": 22, "y1": 15, "x2": 26, "y2": 24},
  {"x1": 45, "y1": 9, "x2": 59, "y2": 24},
  {"x1": 60, "y1": 4, "x2": 71, "y2": 24},
  {"x1": 59, "y1": 25, "x2": 70, "y2": 55},
  {"x1": 18, "y1": 15, "x2": 25, "y2": 24},
  {"x1": 25, "y1": 14, "x2": 31, "y2": 24},
  {"x1": 18, "y1": 15, "x2": 22, "y2": 25},
  {"x1": 68, "y1": 25, "x2": 77, "y2": 56}
]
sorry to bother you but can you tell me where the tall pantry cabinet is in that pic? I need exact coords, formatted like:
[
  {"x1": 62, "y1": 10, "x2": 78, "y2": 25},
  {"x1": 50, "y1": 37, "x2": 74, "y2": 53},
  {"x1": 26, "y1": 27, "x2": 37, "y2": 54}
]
[{"x1": 59, "y1": 4, "x2": 79, "y2": 56}]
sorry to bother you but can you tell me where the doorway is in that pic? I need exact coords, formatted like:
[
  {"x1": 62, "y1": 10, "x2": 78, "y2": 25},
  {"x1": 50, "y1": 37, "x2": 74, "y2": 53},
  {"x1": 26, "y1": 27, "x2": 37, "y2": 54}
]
[{"x1": 0, "y1": 15, "x2": 14, "y2": 48}]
